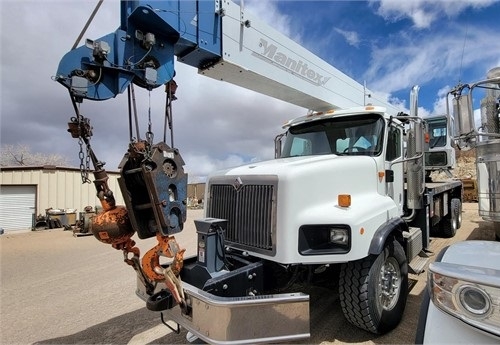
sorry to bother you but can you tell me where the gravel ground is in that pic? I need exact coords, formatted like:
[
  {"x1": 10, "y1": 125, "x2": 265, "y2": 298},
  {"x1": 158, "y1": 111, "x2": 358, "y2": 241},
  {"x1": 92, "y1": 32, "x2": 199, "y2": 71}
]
[{"x1": 0, "y1": 204, "x2": 496, "y2": 345}]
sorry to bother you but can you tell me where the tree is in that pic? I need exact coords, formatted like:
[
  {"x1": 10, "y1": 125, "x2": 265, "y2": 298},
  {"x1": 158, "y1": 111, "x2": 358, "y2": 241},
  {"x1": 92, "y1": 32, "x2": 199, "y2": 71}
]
[{"x1": 0, "y1": 144, "x2": 70, "y2": 167}]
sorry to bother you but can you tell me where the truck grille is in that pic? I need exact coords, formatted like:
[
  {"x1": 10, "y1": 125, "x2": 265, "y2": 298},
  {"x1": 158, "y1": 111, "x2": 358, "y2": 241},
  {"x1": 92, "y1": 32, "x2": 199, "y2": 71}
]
[{"x1": 207, "y1": 176, "x2": 277, "y2": 254}]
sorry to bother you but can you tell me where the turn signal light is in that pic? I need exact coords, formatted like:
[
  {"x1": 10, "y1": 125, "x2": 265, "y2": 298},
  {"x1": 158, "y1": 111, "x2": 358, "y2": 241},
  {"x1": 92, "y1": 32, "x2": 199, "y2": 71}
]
[{"x1": 338, "y1": 194, "x2": 351, "y2": 207}]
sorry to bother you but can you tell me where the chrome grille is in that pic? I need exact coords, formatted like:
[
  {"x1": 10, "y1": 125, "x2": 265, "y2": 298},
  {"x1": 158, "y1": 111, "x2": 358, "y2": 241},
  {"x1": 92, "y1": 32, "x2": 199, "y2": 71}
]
[{"x1": 207, "y1": 176, "x2": 277, "y2": 254}]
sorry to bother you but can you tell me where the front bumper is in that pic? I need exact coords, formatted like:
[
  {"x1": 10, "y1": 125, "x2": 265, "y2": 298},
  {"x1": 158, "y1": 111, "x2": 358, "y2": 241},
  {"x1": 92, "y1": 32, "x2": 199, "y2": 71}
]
[{"x1": 137, "y1": 278, "x2": 310, "y2": 344}]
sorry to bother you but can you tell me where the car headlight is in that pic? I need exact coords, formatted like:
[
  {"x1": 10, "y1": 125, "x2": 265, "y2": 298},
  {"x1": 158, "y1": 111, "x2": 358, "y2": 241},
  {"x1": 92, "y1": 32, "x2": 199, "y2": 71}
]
[
  {"x1": 428, "y1": 261, "x2": 500, "y2": 337},
  {"x1": 458, "y1": 285, "x2": 491, "y2": 316}
]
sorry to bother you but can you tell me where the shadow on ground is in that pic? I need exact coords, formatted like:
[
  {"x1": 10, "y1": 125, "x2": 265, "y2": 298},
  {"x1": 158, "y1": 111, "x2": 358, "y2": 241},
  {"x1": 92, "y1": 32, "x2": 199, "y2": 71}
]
[
  {"x1": 467, "y1": 220, "x2": 497, "y2": 241},
  {"x1": 35, "y1": 308, "x2": 187, "y2": 345}
]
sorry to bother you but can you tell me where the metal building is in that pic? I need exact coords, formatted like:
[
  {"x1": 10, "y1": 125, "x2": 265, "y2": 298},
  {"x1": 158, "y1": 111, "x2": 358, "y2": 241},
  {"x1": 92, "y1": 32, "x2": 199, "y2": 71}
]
[
  {"x1": 0, "y1": 166, "x2": 124, "y2": 232},
  {"x1": 187, "y1": 183, "x2": 206, "y2": 205}
]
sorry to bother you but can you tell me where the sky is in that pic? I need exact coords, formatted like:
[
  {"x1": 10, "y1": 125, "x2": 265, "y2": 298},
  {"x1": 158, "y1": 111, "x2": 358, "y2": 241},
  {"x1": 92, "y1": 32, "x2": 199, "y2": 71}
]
[{"x1": 1, "y1": 0, "x2": 499, "y2": 182}]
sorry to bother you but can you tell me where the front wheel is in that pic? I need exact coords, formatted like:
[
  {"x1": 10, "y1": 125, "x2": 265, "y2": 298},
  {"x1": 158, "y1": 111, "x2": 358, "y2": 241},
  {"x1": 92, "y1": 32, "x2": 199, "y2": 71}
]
[{"x1": 339, "y1": 239, "x2": 408, "y2": 334}]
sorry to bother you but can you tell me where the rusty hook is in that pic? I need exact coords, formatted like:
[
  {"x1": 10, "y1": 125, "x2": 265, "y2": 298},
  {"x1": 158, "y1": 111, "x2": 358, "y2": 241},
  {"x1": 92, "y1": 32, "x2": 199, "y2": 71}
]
[{"x1": 142, "y1": 234, "x2": 185, "y2": 304}]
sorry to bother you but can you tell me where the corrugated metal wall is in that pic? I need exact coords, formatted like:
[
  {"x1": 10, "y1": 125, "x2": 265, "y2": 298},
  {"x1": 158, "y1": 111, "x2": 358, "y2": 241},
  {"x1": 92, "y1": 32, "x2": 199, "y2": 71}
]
[
  {"x1": 0, "y1": 167, "x2": 124, "y2": 218},
  {"x1": 0, "y1": 167, "x2": 205, "y2": 230},
  {"x1": 187, "y1": 183, "x2": 206, "y2": 201}
]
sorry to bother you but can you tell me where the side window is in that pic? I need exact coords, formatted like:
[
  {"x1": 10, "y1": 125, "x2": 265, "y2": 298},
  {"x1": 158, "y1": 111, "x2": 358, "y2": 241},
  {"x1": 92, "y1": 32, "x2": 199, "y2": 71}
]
[{"x1": 386, "y1": 125, "x2": 401, "y2": 161}]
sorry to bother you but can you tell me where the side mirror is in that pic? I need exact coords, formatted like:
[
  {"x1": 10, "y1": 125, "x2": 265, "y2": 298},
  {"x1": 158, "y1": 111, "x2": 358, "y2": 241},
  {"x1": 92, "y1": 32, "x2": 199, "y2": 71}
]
[
  {"x1": 385, "y1": 169, "x2": 394, "y2": 183},
  {"x1": 274, "y1": 133, "x2": 285, "y2": 158}
]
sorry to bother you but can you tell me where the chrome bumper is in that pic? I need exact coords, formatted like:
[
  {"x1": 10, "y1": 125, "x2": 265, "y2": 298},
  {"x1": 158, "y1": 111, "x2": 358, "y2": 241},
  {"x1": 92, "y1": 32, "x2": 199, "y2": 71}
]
[{"x1": 137, "y1": 281, "x2": 310, "y2": 344}]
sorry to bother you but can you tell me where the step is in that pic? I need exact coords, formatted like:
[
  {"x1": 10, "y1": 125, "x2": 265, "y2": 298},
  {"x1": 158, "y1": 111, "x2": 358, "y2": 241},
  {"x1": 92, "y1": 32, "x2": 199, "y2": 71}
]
[{"x1": 409, "y1": 253, "x2": 430, "y2": 275}]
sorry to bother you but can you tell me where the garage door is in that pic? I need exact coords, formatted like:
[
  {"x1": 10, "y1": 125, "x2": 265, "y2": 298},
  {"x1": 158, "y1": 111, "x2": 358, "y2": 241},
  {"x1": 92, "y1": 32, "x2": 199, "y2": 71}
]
[{"x1": 0, "y1": 185, "x2": 36, "y2": 231}]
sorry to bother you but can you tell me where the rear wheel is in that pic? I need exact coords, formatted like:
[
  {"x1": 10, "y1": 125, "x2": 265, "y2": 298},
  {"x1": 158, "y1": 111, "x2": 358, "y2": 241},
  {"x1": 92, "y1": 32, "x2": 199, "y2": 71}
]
[
  {"x1": 441, "y1": 198, "x2": 461, "y2": 237},
  {"x1": 453, "y1": 198, "x2": 462, "y2": 229},
  {"x1": 339, "y1": 239, "x2": 408, "y2": 334}
]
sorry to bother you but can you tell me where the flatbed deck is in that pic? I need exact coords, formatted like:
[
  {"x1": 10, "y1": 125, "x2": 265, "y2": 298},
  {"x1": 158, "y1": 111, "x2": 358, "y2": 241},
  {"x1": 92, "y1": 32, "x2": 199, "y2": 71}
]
[{"x1": 425, "y1": 180, "x2": 462, "y2": 194}]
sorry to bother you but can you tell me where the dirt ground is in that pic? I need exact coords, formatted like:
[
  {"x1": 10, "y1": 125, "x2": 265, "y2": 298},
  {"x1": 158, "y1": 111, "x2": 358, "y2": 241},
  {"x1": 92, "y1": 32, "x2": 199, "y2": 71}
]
[{"x1": 0, "y1": 204, "x2": 497, "y2": 345}]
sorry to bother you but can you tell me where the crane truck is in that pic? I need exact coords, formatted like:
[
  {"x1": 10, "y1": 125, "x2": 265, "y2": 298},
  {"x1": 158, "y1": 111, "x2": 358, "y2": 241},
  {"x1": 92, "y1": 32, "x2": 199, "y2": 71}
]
[
  {"x1": 55, "y1": 1, "x2": 463, "y2": 343},
  {"x1": 415, "y1": 68, "x2": 500, "y2": 344}
]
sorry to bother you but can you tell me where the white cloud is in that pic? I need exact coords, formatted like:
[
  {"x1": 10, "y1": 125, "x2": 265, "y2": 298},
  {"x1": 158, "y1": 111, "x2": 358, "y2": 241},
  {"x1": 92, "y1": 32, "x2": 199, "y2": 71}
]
[
  {"x1": 417, "y1": 106, "x2": 431, "y2": 118},
  {"x1": 334, "y1": 28, "x2": 360, "y2": 48},
  {"x1": 244, "y1": 0, "x2": 300, "y2": 41},
  {"x1": 364, "y1": 25, "x2": 500, "y2": 95},
  {"x1": 371, "y1": 0, "x2": 498, "y2": 29},
  {"x1": 183, "y1": 153, "x2": 247, "y2": 183},
  {"x1": 430, "y1": 85, "x2": 452, "y2": 115}
]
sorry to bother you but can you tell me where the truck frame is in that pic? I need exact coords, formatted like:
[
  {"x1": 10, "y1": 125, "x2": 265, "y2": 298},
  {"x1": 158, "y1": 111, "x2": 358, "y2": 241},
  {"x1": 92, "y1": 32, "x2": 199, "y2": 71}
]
[{"x1": 55, "y1": 1, "x2": 463, "y2": 343}]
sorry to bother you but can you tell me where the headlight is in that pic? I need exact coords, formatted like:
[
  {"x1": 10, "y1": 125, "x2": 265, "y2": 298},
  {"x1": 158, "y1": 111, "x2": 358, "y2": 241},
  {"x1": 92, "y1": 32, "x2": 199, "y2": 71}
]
[
  {"x1": 458, "y1": 285, "x2": 491, "y2": 316},
  {"x1": 330, "y1": 228, "x2": 349, "y2": 245},
  {"x1": 298, "y1": 225, "x2": 350, "y2": 255},
  {"x1": 429, "y1": 261, "x2": 500, "y2": 336}
]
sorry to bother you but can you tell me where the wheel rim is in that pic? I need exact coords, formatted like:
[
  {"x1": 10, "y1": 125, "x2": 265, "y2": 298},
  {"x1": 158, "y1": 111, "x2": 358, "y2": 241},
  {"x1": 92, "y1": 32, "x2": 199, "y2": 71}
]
[{"x1": 378, "y1": 257, "x2": 401, "y2": 311}]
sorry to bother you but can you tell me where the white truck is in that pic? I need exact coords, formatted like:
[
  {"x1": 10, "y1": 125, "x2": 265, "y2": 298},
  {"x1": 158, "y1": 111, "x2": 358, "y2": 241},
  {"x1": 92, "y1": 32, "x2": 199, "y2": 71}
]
[
  {"x1": 55, "y1": 1, "x2": 463, "y2": 343},
  {"x1": 415, "y1": 68, "x2": 500, "y2": 344}
]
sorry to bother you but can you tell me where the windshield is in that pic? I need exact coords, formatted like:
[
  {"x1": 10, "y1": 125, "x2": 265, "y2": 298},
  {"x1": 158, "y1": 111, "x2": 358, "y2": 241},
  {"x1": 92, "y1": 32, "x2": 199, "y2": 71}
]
[{"x1": 281, "y1": 114, "x2": 385, "y2": 157}]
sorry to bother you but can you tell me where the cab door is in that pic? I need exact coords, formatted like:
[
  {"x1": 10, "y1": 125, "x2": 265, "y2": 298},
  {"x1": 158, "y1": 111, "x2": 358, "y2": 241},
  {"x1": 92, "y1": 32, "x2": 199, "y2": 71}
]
[{"x1": 385, "y1": 123, "x2": 404, "y2": 215}]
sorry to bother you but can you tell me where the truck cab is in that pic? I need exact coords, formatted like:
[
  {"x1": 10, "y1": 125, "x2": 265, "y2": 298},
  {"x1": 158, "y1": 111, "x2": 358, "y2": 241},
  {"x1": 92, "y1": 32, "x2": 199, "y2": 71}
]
[
  {"x1": 425, "y1": 115, "x2": 456, "y2": 174},
  {"x1": 206, "y1": 107, "x2": 405, "y2": 265}
]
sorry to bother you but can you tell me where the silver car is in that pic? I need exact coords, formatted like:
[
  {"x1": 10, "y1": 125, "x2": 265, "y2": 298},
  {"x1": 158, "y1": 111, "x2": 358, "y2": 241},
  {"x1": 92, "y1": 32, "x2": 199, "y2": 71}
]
[{"x1": 415, "y1": 240, "x2": 500, "y2": 344}]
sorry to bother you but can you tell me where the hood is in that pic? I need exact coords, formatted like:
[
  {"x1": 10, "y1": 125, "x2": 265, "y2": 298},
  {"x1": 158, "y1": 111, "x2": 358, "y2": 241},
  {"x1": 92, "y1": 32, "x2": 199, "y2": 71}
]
[{"x1": 208, "y1": 154, "x2": 375, "y2": 178}]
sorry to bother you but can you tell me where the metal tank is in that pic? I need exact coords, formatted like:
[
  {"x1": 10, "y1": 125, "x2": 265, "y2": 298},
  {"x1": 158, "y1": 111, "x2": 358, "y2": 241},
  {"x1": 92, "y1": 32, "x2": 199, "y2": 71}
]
[
  {"x1": 450, "y1": 67, "x2": 500, "y2": 222},
  {"x1": 477, "y1": 68, "x2": 500, "y2": 221}
]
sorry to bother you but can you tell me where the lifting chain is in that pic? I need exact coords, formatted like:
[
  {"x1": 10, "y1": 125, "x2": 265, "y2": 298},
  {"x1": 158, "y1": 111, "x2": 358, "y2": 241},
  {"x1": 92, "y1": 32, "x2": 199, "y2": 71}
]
[
  {"x1": 125, "y1": 79, "x2": 178, "y2": 162},
  {"x1": 164, "y1": 80, "x2": 177, "y2": 147},
  {"x1": 68, "y1": 97, "x2": 93, "y2": 184},
  {"x1": 77, "y1": 136, "x2": 90, "y2": 183},
  {"x1": 144, "y1": 91, "x2": 154, "y2": 161}
]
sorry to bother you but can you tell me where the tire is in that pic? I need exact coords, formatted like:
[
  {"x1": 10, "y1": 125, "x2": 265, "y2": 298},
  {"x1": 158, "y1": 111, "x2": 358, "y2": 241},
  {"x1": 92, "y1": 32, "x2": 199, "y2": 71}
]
[
  {"x1": 453, "y1": 198, "x2": 462, "y2": 230},
  {"x1": 440, "y1": 198, "x2": 460, "y2": 237},
  {"x1": 495, "y1": 223, "x2": 500, "y2": 242},
  {"x1": 339, "y1": 239, "x2": 408, "y2": 334}
]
